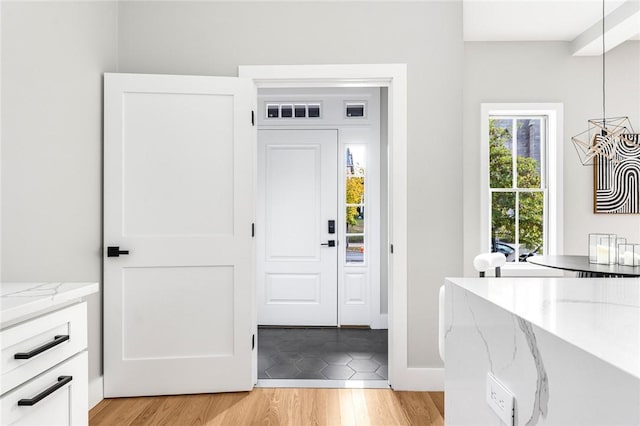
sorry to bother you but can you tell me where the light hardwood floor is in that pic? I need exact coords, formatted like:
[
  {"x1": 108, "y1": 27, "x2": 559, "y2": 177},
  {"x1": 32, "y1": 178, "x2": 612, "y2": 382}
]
[{"x1": 90, "y1": 388, "x2": 444, "y2": 425}]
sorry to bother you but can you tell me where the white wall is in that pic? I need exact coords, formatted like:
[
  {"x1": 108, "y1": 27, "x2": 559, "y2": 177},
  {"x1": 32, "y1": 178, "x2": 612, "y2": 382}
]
[
  {"x1": 117, "y1": 1, "x2": 464, "y2": 370},
  {"x1": 1, "y1": 1, "x2": 118, "y2": 407},
  {"x1": 463, "y1": 41, "x2": 640, "y2": 276}
]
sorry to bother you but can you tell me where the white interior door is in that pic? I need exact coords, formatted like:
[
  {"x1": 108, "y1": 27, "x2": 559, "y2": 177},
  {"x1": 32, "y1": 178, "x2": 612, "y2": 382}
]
[
  {"x1": 257, "y1": 129, "x2": 338, "y2": 325},
  {"x1": 103, "y1": 73, "x2": 256, "y2": 397}
]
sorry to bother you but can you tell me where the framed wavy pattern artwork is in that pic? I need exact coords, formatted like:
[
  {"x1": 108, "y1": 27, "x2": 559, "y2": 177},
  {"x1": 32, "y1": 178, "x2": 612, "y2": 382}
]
[{"x1": 594, "y1": 133, "x2": 640, "y2": 214}]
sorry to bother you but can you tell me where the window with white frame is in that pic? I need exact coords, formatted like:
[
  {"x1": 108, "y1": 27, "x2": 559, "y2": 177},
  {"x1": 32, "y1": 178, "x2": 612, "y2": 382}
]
[
  {"x1": 345, "y1": 145, "x2": 366, "y2": 264},
  {"x1": 481, "y1": 104, "x2": 563, "y2": 266}
]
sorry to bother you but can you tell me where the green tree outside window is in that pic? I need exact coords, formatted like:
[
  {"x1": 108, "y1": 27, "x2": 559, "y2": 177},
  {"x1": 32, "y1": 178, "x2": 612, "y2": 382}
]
[
  {"x1": 490, "y1": 120, "x2": 544, "y2": 256},
  {"x1": 346, "y1": 176, "x2": 364, "y2": 226}
]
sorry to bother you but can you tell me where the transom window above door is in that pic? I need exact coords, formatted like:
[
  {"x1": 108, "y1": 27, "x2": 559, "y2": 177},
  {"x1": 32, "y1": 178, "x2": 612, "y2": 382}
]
[{"x1": 265, "y1": 102, "x2": 321, "y2": 119}]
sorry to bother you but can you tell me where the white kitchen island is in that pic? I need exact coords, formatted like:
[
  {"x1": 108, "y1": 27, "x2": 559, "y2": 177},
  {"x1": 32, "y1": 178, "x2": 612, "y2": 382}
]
[{"x1": 444, "y1": 277, "x2": 640, "y2": 426}]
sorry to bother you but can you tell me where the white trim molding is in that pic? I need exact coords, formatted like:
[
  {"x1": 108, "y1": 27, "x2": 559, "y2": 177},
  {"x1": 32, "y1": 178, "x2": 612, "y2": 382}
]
[
  {"x1": 480, "y1": 103, "x2": 564, "y2": 276},
  {"x1": 391, "y1": 367, "x2": 444, "y2": 391},
  {"x1": 239, "y1": 64, "x2": 414, "y2": 390},
  {"x1": 89, "y1": 376, "x2": 104, "y2": 409},
  {"x1": 373, "y1": 313, "x2": 389, "y2": 329}
]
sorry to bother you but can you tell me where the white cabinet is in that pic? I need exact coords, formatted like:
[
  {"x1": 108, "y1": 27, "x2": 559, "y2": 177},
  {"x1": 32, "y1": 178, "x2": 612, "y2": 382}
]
[
  {"x1": 1, "y1": 351, "x2": 88, "y2": 425},
  {"x1": 1, "y1": 283, "x2": 96, "y2": 426},
  {"x1": 1, "y1": 303, "x2": 87, "y2": 395}
]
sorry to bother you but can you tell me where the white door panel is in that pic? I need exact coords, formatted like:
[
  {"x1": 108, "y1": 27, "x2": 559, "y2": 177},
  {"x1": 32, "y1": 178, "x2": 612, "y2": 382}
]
[
  {"x1": 344, "y1": 272, "x2": 367, "y2": 305},
  {"x1": 121, "y1": 266, "x2": 235, "y2": 359},
  {"x1": 258, "y1": 129, "x2": 338, "y2": 325},
  {"x1": 104, "y1": 73, "x2": 255, "y2": 397},
  {"x1": 266, "y1": 145, "x2": 321, "y2": 260},
  {"x1": 122, "y1": 92, "x2": 234, "y2": 237}
]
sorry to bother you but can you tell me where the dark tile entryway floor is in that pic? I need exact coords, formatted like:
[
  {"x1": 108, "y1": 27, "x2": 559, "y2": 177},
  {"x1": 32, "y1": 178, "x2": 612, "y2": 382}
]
[{"x1": 258, "y1": 327, "x2": 388, "y2": 380}]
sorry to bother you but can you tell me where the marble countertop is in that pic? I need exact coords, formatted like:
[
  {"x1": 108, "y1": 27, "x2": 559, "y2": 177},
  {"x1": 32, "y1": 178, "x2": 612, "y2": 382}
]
[
  {"x1": 445, "y1": 277, "x2": 640, "y2": 379},
  {"x1": 1, "y1": 282, "x2": 99, "y2": 325}
]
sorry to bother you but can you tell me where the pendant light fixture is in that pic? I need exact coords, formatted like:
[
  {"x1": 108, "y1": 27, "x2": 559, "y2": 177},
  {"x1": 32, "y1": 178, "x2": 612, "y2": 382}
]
[{"x1": 571, "y1": 0, "x2": 638, "y2": 166}]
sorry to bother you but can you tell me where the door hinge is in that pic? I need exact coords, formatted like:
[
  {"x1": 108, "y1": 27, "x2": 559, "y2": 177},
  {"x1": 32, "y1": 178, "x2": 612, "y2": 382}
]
[
  {"x1": 251, "y1": 110, "x2": 255, "y2": 126},
  {"x1": 252, "y1": 334, "x2": 255, "y2": 350},
  {"x1": 390, "y1": 244, "x2": 394, "y2": 254},
  {"x1": 252, "y1": 223, "x2": 255, "y2": 238}
]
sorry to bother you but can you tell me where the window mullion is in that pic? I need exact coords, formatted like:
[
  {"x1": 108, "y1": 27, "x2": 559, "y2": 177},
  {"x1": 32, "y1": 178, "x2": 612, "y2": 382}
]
[
  {"x1": 513, "y1": 120, "x2": 519, "y2": 262},
  {"x1": 512, "y1": 120, "x2": 518, "y2": 189},
  {"x1": 544, "y1": 188, "x2": 549, "y2": 255},
  {"x1": 514, "y1": 191, "x2": 520, "y2": 261},
  {"x1": 541, "y1": 118, "x2": 547, "y2": 190}
]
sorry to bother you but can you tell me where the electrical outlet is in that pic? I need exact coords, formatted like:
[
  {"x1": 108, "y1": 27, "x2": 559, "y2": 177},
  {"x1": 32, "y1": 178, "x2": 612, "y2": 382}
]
[{"x1": 486, "y1": 372, "x2": 515, "y2": 426}]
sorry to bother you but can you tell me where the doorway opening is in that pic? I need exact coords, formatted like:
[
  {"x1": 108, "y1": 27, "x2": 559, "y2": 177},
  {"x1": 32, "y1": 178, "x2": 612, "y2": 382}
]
[
  {"x1": 254, "y1": 87, "x2": 388, "y2": 385},
  {"x1": 256, "y1": 88, "x2": 383, "y2": 327},
  {"x1": 240, "y1": 63, "x2": 408, "y2": 390}
]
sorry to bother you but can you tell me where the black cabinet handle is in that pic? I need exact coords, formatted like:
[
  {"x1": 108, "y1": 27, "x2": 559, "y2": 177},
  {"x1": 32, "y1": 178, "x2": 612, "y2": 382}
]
[
  {"x1": 107, "y1": 246, "x2": 130, "y2": 257},
  {"x1": 18, "y1": 376, "x2": 73, "y2": 406},
  {"x1": 321, "y1": 240, "x2": 336, "y2": 247},
  {"x1": 14, "y1": 335, "x2": 69, "y2": 360}
]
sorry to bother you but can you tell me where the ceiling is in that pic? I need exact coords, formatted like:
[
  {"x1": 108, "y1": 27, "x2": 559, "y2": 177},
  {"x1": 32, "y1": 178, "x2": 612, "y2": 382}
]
[{"x1": 463, "y1": 0, "x2": 640, "y2": 55}]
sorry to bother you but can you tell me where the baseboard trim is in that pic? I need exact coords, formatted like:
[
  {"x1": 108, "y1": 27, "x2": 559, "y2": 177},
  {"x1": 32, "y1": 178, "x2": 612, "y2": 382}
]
[
  {"x1": 391, "y1": 367, "x2": 444, "y2": 391},
  {"x1": 370, "y1": 313, "x2": 388, "y2": 329},
  {"x1": 89, "y1": 376, "x2": 104, "y2": 409},
  {"x1": 379, "y1": 313, "x2": 388, "y2": 329}
]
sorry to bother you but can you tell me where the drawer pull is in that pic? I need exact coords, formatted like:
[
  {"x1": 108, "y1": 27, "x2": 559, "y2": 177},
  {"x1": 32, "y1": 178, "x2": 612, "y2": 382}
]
[
  {"x1": 14, "y1": 335, "x2": 70, "y2": 359},
  {"x1": 17, "y1": 376, "x2": 73, "y2": 406}
]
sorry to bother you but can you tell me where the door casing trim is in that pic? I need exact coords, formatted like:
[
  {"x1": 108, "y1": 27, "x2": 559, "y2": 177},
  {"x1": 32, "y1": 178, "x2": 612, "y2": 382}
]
[{"x1": 239, "y1": 64, "x2": 409, "y2": 389}]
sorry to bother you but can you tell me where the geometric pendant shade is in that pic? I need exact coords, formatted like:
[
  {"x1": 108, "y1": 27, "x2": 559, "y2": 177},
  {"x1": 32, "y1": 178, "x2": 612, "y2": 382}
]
[{"x1": 571, "y1": 116, "x2": 638, "y2": 165}]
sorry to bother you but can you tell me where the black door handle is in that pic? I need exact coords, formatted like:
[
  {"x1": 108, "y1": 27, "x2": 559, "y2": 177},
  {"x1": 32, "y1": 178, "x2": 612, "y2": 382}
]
[
  {"x1": 321, "y1": 240, "x2": 336, "y2": 247},
  {"x1": 107, "y1": 246, "x2": 130, "y2": 257}
]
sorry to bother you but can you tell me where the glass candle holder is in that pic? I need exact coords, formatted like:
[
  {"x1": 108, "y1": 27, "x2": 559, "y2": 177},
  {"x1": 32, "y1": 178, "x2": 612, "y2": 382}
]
[
  {"x1": 618, "y1": 243, "x2": 640, "y2": 266},
  {"x1": 616, "y1": 237, "x2": 627, "y2": 264},
  {"x1": 589, "y1": 233, "x2": 617, "y2": 264}
]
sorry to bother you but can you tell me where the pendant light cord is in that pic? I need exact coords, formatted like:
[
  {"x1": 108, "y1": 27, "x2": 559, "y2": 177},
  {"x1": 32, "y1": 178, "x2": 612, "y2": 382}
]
[{"x1": 602, "y1": 0, "x2": 606, "y2": 123}]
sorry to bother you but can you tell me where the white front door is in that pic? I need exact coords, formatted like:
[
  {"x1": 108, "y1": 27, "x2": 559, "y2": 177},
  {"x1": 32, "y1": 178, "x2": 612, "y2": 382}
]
[
  {"x1": 103, "y1": 73, "x2": 256, "y2": 397},
  {"x1": 257, "y1": 129, "x2": 338, "y2": 325}
]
